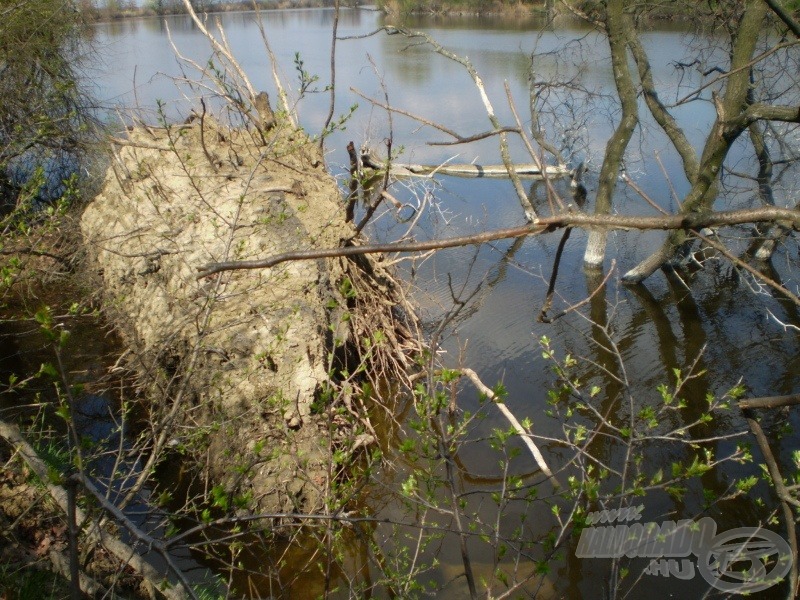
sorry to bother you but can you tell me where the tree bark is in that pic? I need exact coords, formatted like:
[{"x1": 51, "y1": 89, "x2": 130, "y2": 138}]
[
  {"x1": 584, "y1": 0, "x2": 639, "y2": 267},
  {"x1": 627, "y1": 23, "x2": 698, "y2": 182}
]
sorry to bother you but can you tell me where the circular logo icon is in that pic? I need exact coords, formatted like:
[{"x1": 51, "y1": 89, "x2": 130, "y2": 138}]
[{"x1": 697, "y1": 527, "x2": 792, "y2": 593}]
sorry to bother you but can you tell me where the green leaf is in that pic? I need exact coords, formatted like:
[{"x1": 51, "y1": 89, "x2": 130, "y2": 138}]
[
  {"x1": 38, "y1": 362, "x2": 58, "y2": 378},
  {"x1": 650, "y1": 469, "x2": 663, "y2": 485}
]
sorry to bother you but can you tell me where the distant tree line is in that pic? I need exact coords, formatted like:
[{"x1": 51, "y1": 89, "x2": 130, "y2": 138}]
[
  {"x1": 377, "y1": 0, "x2": 799, "y2": 18},
  {"x1": 376, "y1": 0, "x2": 549, "y2": 17},
  {"x1": 81, "y1": 0, "x2": 338, "y2": 19}
]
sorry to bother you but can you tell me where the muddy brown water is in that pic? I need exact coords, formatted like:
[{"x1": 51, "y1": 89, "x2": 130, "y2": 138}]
[{"x1": 5, "y1": 7, "x2": 796, "y2": 598}]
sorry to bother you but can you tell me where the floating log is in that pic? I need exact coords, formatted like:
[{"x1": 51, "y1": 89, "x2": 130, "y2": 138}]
[
  {"x1": 402, "y1": 162, "x2": 571, "y2": 179},
  {"x1": 360, "y1": 149, "x2": 572, "y2": 180}
]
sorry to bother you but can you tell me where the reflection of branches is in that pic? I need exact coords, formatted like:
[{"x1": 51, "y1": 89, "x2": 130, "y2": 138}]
[
  {"x1": 671, "y1": 40, "x2": 800, "y2": 107},
  {"x1": 539, "y1": 259, "x2": 616, "y2": 324},
  {"x1": 695, "y1": 230, "x2": 800, "y2": 307}
]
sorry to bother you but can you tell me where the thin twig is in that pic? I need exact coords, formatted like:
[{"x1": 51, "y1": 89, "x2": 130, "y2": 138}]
[
  {"x1": 504, "y1": 80, "x2": 566, "y2": 212},
  {"x1": 320, "y1": 0, "x2": 340, "y2": 149}
]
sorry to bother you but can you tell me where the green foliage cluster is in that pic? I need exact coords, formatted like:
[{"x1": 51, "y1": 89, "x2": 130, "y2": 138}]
[{"x1": 0, "y1": 0, "x2": 93, "y2": 209}]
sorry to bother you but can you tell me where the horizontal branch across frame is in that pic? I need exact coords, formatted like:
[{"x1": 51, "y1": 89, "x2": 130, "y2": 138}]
[{"x1": 197, "y1": 206, "x2": 799, "y2": 278}]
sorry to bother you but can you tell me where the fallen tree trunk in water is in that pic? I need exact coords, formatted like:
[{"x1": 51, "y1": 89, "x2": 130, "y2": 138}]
[
  {"x1": 360, "y1": 150, "x2": 572, "y2": 180},
  {"x1": 81, "y1": 117, "x2": 419, "y2": 519}
]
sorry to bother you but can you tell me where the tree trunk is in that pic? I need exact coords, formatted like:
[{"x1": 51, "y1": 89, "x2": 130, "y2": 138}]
[
  {"x1": 627, "y1": 24, "x2": 698, "y2": 182},
  {"x1": 622, "y1": 0, "x2": 768, "y2": 283},
  {"x1": 584, "y1": 0, "x2": 639, "y2": 268}
]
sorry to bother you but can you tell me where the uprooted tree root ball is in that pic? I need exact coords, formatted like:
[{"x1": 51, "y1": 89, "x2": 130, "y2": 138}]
[{"x1": 80, "y1": 114, "x2": 421, "y2": 519}]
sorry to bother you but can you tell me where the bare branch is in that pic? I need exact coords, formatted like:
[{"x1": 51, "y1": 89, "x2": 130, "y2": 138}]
[
  {"x1": 741, "y1": 410, "x2": 799, "y2": 595},
  {"x1": 739, "y1": 395, "x2": 800, "y2": 410},
  {"x1": 391, "y1": 27, "x2": 535, "y2": 219},
  {"x1": 624, "y1": 1, "x2": 770, "y2": 283},
  {"x1": 0, "y1": 420, "x2": 188, "y2": 600},
  {"x1": 459, "y1": 368, "x2": 558, "y2": 487},
  {"x1": 763, "y1": 0, "x2": 800, "y2": 38},
  {"x1": 251, "y1": 1, "x2": 295, "y2": 125},
  {"x1": 627, "y1": 23, "x2": 698, "y2": 181},
  {"x1": 197, "y1": 205, "x2": 800, "y2": 278},
  {"x1": 179, "y1": 0, "x2": 255, "y2": 100}
]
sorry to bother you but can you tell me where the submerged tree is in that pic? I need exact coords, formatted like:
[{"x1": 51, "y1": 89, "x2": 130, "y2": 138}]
[{"x1": 574, "y1": 0, "x2": 800, "y2": 283}]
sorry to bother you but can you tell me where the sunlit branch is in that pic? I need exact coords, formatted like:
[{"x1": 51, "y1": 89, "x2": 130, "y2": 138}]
[
  {"x1": 459, "y1": 368, "x2": 559, "y2": 487},
  {"x1": 197, "y1": 206, "x2": 800, "y2": 278}
]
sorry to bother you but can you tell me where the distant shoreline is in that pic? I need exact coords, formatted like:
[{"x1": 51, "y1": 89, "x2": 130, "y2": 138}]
[
  {"x1": 84, "y1": 1, "x2": 353, "y2": 23},
  {"x1": 83, "y1": 1, "x2": 551, "y2": 23},
  {"x1": 84, "y1": 1, "x2": 799, "y2": 24}
]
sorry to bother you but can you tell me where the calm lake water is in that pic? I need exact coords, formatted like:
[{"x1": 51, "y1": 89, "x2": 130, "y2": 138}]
[{"x1": 87, "y1": 8, "x2": 800, "y2": 598}]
